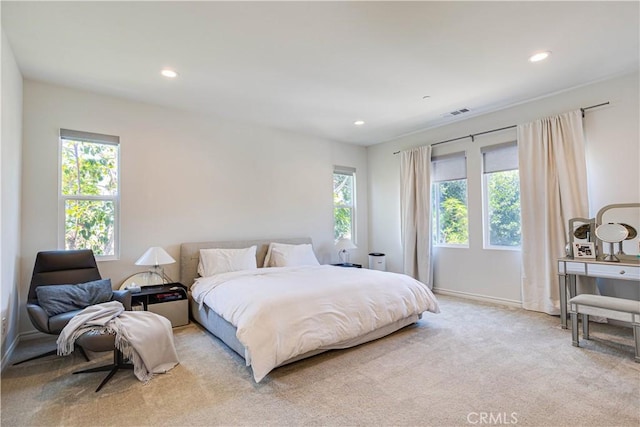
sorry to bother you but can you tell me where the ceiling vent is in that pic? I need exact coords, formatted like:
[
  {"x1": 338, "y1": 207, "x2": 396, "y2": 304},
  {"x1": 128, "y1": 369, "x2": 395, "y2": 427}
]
[{"x1": 449, "y1": 108, "x2": 470, "y2": 116}]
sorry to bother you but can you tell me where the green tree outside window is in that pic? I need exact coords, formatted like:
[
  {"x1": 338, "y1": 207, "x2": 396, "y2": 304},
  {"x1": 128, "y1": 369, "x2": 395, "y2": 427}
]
[
  {"x1": 61, "y1": 138, "x2": 118, "y2": 256},
  {"x1": 486, "y1": 170, "x2": 521, "y2": 247},
  {"x1": 433, "y1": 179, "x2": 469, "y2": 245},
  {"x1": 334, "y1": 171, "x2": 354, "y2": 241}
]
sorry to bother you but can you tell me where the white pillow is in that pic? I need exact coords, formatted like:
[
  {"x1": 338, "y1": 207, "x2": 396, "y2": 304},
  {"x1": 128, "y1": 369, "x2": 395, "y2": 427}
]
[
  {"x1": 263, "y1": 243, "x2": 319, "y2": 267},
  {"x1": 198, "y1": 246, "x2": 257, "y2": 277},
  {"x1": 263, "y1": 242, "x2": 294, "y2": 267}
]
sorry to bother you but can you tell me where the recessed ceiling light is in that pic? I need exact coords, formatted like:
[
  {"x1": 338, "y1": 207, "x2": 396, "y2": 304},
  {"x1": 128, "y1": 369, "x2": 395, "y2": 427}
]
[
  {"x1": 354, "y1": 120, "x2": 365, "y2": 126},
  {"x1": 161, "y1": 69, "x2": 178, "y2": 78},
  {"x1": 529, "y1": 51, "x2": 551, "y2": 63}
]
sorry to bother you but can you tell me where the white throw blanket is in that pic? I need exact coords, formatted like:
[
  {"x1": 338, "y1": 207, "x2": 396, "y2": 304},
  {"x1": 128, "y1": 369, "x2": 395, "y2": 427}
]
[{"x1": 57, "y1": 301, "x2": 179, "y2": 383}]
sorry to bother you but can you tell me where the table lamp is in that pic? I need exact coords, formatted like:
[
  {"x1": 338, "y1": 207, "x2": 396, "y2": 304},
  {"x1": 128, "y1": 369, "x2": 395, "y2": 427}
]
[
  {"x1": 335, "y1": 237, "x2": 357, "y2": 265},
  {"x1": 135, "y1": 246, "x2": 176, "y2": 284}
]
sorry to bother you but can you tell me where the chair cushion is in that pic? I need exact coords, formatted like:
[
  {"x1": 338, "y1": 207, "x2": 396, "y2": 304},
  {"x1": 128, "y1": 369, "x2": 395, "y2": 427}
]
[
  {"x1": 76, "y1": 330, "x2": 116, "y2": 352},
  {"x1": 36, "y1": 278, "x2": 113, "y2": 316},
  {"x1": 48, "y1": 309, "x2": 83, "y2": 334},
  {"x1": 570, "y1": 294, "x2": 640, "y2": 314}
]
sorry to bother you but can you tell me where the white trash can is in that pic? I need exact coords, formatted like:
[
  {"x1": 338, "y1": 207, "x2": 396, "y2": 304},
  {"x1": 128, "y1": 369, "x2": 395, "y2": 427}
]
[{"x1": 368, "y1": 253, "x2": 386, "y2": 271}]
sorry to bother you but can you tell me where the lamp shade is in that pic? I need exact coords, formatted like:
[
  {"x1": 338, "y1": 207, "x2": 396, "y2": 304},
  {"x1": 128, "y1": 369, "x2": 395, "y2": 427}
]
[
  {"x1": 135, "y1": 247, "x2": 176, "y2": 266},
  {"x1": 335, "y1": 238, "x2": 357, "y2": 251}
]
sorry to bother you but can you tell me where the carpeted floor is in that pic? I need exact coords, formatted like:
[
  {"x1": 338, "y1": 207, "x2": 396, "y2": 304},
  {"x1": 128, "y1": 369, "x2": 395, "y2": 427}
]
[{"x1": 1, "y1": 295, "x2": 639, "y2": 427}]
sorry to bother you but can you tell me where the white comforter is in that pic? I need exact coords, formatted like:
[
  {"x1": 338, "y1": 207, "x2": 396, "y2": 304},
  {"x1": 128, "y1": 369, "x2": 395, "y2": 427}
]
[{"x1": 191, "y1": 265, "x2": 440, "y2": 382}]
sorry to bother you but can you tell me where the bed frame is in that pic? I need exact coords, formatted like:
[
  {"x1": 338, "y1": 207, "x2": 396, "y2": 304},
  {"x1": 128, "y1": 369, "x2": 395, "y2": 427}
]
[{"x1": 179, "y1": 237, "x2": 420, "y2": 372}]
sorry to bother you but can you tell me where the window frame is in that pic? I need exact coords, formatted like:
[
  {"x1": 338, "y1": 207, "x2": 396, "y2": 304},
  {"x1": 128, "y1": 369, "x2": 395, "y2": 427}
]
[
  {"x1": 58, "y1": 129, "x2": 121, "y2": 261},
  {"x1": 333, "y1": 166, "x2": 356, "y2": 244},
  {"x1": 481, "y1": 142, "x2": 521, "y2": 251},
  {"x1": 431, "y1": 152, "x2": 469, "y2": 248}
]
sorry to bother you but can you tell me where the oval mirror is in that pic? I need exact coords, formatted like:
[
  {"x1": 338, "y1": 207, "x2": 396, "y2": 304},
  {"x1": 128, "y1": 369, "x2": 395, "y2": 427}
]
[
  {"x1": 620, "y1": 223, "x2": 637, "y2": 240},
  {"x1": 595, "y1": 223, "x2": 629, "y2": 243}
]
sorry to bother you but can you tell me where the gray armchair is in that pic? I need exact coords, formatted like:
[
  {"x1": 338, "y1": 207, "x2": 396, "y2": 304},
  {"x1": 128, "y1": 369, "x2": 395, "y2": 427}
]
[{"x1": 15, "y1": 249, "x2": 131, "y2": 365}]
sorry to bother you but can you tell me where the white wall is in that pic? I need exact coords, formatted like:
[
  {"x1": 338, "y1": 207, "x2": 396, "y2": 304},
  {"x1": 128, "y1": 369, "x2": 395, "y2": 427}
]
[
  {"x1": 1, "y1": 29, "x2": 24, "y2": 365},
  {"x1": 368, "y1": 71, "x2": 640, "y2": 304},
  {"x1": 20, "y1": 80, "x2": 368, "y2": 335}
]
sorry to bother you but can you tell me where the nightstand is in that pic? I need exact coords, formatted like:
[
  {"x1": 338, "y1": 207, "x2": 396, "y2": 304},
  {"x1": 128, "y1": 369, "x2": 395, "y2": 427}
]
[
  {"x1": 331, "y1": 263, "x2": 362, "y2": 268},
  {"x1": 130, "y1": 283, "x2": 189, "y2": 327}
]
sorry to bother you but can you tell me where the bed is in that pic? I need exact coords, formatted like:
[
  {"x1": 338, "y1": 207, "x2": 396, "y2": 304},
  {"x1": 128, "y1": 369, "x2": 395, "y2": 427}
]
[{"x1": 180, "y1": 237, "x2": 440, "y2": 382}]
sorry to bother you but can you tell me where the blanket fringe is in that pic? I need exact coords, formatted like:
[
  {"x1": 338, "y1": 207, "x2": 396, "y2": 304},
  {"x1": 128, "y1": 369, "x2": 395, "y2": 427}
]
[
  {"x1": 114, "y1": 333, "x2": 153, "y2": 383},
  {"x1": 57, "y1": 326, "x2": 108, "y2": 356},
  {"x1": 58, "y1": 325, "x2": 153, "y2": 383},
  {"x1": 57, "y1": 302, "x2": 176, "y2": 385}
]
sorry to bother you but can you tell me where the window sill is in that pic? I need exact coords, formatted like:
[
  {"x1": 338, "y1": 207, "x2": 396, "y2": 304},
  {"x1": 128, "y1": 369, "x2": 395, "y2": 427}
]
[
  {"x1": 434, "y1": 244, "x2": 469, "y2": 249},
  {"x1": 483, "y1": 245, "x2": 521, "y2": 252}
]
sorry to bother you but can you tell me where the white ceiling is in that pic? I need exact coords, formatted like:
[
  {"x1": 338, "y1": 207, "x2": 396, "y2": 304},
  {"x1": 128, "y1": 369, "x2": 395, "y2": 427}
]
[{"x1": 3, "y1": 1, "x2": 639, "y2": 146}]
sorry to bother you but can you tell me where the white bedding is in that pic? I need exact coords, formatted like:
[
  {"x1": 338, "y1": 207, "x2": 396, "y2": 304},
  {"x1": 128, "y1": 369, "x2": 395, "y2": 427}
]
[{"x1": 191, "y1": 265, "x2": 440, "y2": 382}]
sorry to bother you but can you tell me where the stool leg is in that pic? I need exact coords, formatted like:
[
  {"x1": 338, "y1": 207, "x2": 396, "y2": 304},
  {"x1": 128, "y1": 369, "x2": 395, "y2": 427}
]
[
  {"x1": 571, "y1": 312, "x2": 579, "y2": 347},
  {"x1": 12, "y1": 349, "x2": 57, "y2": 365},
  {"x1": 582, "y1": 313, "x2": 590, "y2": 340},
  {"x1": 633, "y1": 324, "x2": 640, "y2": 363},
  {"x1": 73, "y1": 349, "x2": 134, "y2": 392},
  {"x1": 77, "y1": 345, "x2": 90, "y2": 362},
  {"x1": 74, "y1": 364, "x2": 114, "y2": 374},
  {"x1": 94, "y1": 367, "x2": 119, "y2": 393}
]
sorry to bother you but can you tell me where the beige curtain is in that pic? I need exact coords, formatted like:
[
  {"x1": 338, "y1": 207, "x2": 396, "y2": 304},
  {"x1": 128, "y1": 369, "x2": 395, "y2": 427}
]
[
  {"x1": 400, "y1": 146, "x2": 433, "y2": 288},
  {"x1": 518, "y1": 110, "x2": 589, "y2": 314}
]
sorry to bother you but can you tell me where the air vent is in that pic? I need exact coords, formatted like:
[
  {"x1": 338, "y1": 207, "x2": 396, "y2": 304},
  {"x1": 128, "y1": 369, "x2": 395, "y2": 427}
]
[{"x1": 449, "y1": 108, "x2": 470, "y2": 116}]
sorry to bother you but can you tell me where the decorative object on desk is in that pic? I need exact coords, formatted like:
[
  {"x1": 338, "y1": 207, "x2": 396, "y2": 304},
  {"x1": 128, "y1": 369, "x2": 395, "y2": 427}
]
[
  {"x1": 595, "y1": 223, "x2": 628, "y2": 262},
  {"x1": 620, "y1": 223, "x2": 638, "y2": 239},
  {"x1": 119, "y1": 271, "x2": 163, "y2": 290},
  {"x1": 573, "y1": 224, "x2": 591, "y2": 239},
  {"x1": 567, "y1": 217, "x2": 595, "y2": 257},
  {"x1": 572, "y1": 242, "x2": 596, "y2": 259},
  {"x1": 596, "y1": 203, "x2": 640, "y2": 258},
  {"x1": 616, "y1": 223, "x2": 637, "y2": 256},
  {"x1": 135, "y1": 247, "x2": 176, "y2": 284},
  {"x1": 124, "y1": 284, "x2": 141, "y2": 293},
  {"x1": 335, "y1": 237, "x2": 357, "y2": 264}
]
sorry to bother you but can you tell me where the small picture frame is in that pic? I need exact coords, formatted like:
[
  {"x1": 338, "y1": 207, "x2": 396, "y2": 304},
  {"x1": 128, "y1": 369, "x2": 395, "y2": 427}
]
[{"x1": 573, "y1": 242, "x2": 596, "y2": 259}]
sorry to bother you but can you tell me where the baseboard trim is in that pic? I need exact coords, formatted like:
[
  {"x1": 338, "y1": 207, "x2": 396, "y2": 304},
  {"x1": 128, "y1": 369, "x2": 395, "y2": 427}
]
[
  {"x1": 18, "y1": 330, "x2": 48, "y2": 341},
  {"x1": 433, "y1": 287, "x2": 522, "y2": 308},
  {"x1": 1, "y1": 329, "x2": 51, "y2": 372},
  {"x1": 1, "y1": 334, "x2": 20, "y2": 373}
]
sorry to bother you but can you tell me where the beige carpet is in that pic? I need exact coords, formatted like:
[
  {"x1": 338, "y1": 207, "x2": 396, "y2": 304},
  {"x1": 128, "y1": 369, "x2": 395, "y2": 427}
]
[{"x1": 1, "y1": 295, "x2": 639, "y2": 427}]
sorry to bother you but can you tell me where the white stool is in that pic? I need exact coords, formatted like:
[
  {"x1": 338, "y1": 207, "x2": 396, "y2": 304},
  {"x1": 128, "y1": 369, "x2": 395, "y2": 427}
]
[{"x1": 569, "y1": 294, "x2": 640, "y2": 362}]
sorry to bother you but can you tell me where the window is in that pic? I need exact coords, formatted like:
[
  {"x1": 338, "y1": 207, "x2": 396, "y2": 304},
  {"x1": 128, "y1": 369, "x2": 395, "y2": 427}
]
[
  {"x1": 333, "y1": 166, "x2": 356, "y2": 242},
  {"x1": 482, "y1": 142, "x2": 521, "y2": 248},
  {"x1": 59, "y1": 129, "x2": 120, "y2": 260},
  {"x1": 432, "y1": 152, "x2": 468, "y2": 246}
]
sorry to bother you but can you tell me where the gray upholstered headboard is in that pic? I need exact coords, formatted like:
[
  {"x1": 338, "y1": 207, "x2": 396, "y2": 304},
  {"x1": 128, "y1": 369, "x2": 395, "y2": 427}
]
[{"x1": 180, "y1": 237, "x2": 313, "y2": 288}]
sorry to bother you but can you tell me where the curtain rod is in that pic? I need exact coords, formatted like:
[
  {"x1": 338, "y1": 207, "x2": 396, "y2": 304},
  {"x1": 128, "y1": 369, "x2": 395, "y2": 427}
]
[{"x1": 393, "y1": 101, "x2": 610, "y2": 154}]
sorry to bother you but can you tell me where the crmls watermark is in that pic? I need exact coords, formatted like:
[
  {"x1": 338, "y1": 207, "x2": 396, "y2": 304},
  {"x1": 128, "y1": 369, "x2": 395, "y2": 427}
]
[{"x1": 467, "y1": 412, "x2": 518, "y2": 425}]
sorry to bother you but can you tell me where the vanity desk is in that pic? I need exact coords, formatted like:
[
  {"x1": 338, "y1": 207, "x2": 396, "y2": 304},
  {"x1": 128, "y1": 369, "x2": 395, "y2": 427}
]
[
  {"x1": 558, "y1": 203, "x2": 640, "y2": 328},
  {"x1": 558, "y1": 257, "x2": 640, "y2": 328}
]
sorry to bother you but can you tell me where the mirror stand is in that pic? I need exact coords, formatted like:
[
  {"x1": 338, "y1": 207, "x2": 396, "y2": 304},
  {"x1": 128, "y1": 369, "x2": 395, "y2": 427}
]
[{"x1": 602, "y1": 242, "x2": 619, "y2": 262}]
